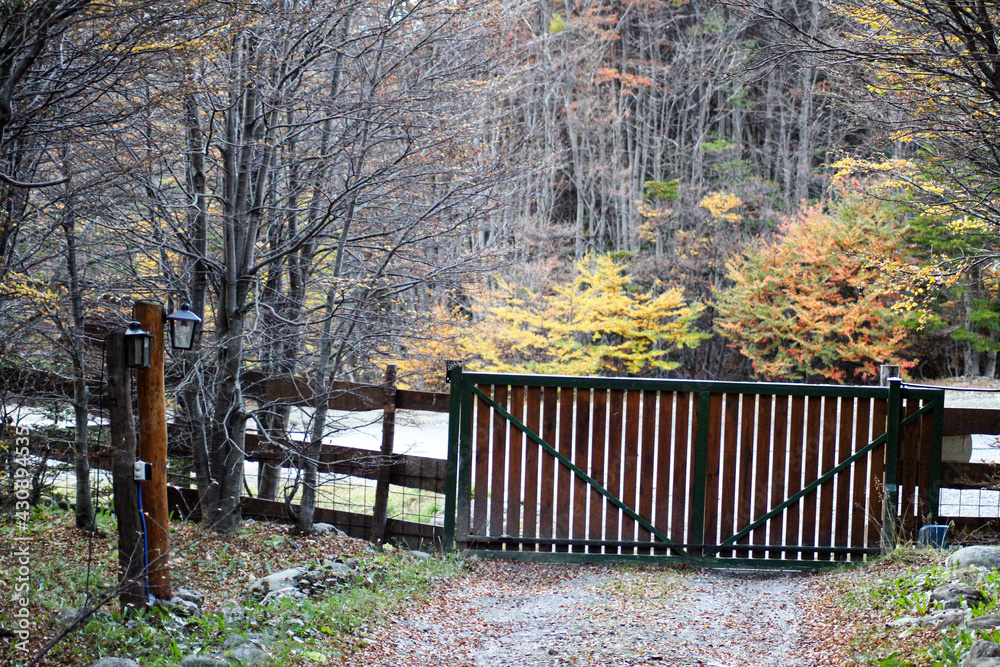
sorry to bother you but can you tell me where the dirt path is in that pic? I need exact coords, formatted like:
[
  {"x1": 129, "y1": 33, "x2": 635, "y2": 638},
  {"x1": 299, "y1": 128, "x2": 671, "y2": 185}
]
[{"x1": 357, "y1": 561, "x2": 821, "y2": 667}]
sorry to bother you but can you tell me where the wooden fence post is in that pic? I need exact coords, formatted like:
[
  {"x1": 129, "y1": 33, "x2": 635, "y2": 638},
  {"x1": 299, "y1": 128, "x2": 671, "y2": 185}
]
[
  {"x1": 107, "y1": 333, "x2": 147, "y2": 610},
  {"x1": 369, "y1": 364, "x2": 397, "y2": 544},
  {"x1": 134, "y1": 300, "x2": 171, "y2": 598}
]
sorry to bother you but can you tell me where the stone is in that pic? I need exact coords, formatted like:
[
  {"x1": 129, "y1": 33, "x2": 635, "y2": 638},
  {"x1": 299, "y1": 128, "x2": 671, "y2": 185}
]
[
  {"x1": 55, "y1": 606, "x2": 106, "y2": 630},
  {"x1": 261, "y1": 587, "x2": 306, "y2": 604},
  {"x1": 180, "y1": 657, "x2": 226, "y2": 667},
  {"x1": 312, "y1": 522, "x2": 346, "y2": 537},
  {"x1": 159, "y1": 596, "x2": 201, "y2": 616},
  {"x1": 222, "y1": 633, "x2": 268, "y2": 650},
  {"x1": 225, "y1": 643, "x2": 271, "y2": 666},
  {"x1": 887, "y1": 609, "x2": 965, "y2": 630},
  {"x1": 949, "y1": 546, "x2": 1000, "y2": 570},
  {"x1": 964, "y1": 639, "x2": 1000, "y2": 667},
  {"x1": 220, "y1": 600, "x2": 246, "y2": 626},
  {"x1": 88, "y1": 660, "x2": 140, "y2": 667},
  {"x1": 249, "y1": 567, "x2": 303, "y2": 595},
  {"x1": 931, "y1": 583, "x2": 990, "y2": 610},
  {"x1": 175, "y1": 588, "x2": 205, "y2": 607},
  {"x1": 970, "y1": 615, "x2": 1000, "y2": 630}
]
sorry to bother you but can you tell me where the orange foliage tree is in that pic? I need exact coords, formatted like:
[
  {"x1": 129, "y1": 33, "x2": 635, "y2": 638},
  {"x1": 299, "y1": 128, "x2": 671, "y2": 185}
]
[{"x1": 714, "y1": 199, "x2": 915, "y2": 383}]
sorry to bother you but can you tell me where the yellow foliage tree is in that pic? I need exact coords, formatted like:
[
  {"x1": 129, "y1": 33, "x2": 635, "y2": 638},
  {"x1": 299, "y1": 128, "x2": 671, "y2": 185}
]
[{"x1": 462, "y1": 254, "x2": 707, "y2": 376}]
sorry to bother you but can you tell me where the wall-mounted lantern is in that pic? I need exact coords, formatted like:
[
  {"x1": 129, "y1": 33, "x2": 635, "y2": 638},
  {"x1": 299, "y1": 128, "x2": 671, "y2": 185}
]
[
  {"x1": 166, "y1": 303, "x2": 202, "y2": 351},
  {"x1": 124, "y1": 321, "x2": 153, "y2": 368}
]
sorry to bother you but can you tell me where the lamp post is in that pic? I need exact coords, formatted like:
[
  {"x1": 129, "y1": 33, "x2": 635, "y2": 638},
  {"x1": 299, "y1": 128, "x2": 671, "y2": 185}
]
[{"x1": 114, "y1": 300, "x2": 201, "y2": 602}]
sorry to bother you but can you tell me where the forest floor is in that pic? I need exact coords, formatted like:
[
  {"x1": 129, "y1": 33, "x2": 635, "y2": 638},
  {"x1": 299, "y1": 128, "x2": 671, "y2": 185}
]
[{"x1": 0, "y1": 506, "x2": 941, "y2": 667}]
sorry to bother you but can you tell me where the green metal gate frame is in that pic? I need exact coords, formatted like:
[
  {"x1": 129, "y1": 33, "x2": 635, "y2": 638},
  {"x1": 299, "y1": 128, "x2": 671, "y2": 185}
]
[{"x1": 443, "y1": 369, "x2": 945, "y2": 567}]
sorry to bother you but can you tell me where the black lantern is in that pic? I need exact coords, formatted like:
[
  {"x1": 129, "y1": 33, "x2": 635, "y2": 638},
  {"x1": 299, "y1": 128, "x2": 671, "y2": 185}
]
[
  {"x1": 166, "y1": 303, "x2": 202, "y2": 351},
  {"x1": 124, "y1": 321, "x2": 153, "y2": 368}
]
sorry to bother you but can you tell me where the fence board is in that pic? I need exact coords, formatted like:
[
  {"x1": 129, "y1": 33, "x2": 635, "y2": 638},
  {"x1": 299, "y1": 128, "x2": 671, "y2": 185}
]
[
  {"x1": 506, "y1": 386, "x2": 525, "y2": 545},
  {"x1": 473, "y1": 386, "x2": 492, "y2": 537},
  {"x1": 655, "y1": 392, "x2": 674, "y2": 554},
  {"x1": 768, "y1": 395, "x2": 789, "y2": 560},
  {"x1": 850, "y1": 398, "x2": 871, "y2": 554},
  {"x1": 752, "y1": 394, "x2": 773, "y2": 551},
  {"x1": 718, "y1": 395, "x2": 739, "y2": 550},
  {"x1": 801, "y1": 397, "x2": 822, "y2": 561},
  {"x1": 606, "y1": 389, "x2": 625, "y2": 554},
  {"x1": 523, "y1": 386, "x2": 542, "y2": 542},
  {"x1": 785, "y1": 396, "x2": 805, "y2": 559},
  {"x1": 573, "y1": 388, "x2": 591, "y2": 553},
  {"x1": 703, "y1": 393, "x2": 724, "y2": 550},
  {"x1": 736, "y1": 393, "x2": 756, "y2": 558},
  {"x1": 867, "y1": 399, "x2": 889, "y2": 548},
  {"x1": 818, "y1": 397, "x2": 838, "y2": 561},
  {"x1": 540, "y1": 386, "x2": 558, "y2": 550},
  {"x1": 834, "y1": 398, "x2": 855, "y2": 559},
  {"x1": 589, "y1": 389, "x2": 609, "y2": 551},
  {"x1": 670, "y1": 393, "x2": 691, "y2": 545},
  {"x1": 638, "y1": 390, "x2": 657, "y2": 554},
  {"x1": 555, "y1": 387, "x2": 575, "y2": 552},
  {"x1": 622, "y1": 391, "x2": 641, "y2": 554}
]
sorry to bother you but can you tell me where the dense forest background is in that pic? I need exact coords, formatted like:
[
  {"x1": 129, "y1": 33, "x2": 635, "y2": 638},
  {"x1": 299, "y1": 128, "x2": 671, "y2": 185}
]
[{"x1": 3, "y1": 0, "x2": 999, "y2": 531}]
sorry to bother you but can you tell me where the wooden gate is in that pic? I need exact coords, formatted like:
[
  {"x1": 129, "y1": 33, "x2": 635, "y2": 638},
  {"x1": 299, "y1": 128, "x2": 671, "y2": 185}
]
[{"x1": 443, "y1": 370, "x2": 944, "y2": 566}]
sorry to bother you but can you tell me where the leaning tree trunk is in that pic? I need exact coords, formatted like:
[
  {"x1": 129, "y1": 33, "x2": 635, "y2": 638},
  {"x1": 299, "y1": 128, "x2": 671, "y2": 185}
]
[{"x1": 62, "y1": 214, "x2": 94, "y2": 531}]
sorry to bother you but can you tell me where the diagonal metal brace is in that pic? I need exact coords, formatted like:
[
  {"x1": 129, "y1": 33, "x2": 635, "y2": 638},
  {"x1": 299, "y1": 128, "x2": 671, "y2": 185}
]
[
  {"x1": 471, "y1": 385, "x2": 689, "y2": 559},
  {"x1": 708, "y1": 398, "x2": 936, "y2": 556}
]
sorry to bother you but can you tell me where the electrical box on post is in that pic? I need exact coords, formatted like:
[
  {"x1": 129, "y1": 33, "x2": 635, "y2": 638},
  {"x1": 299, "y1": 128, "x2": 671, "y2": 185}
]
[{"x1": 133, "y1": 461, "x2": 152, "y2": 482}]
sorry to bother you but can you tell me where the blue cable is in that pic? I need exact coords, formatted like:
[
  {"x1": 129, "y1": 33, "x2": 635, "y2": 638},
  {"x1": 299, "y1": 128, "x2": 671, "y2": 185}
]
[{"x1": 137, "y1": 484, "x2": 151, "y2": 601}]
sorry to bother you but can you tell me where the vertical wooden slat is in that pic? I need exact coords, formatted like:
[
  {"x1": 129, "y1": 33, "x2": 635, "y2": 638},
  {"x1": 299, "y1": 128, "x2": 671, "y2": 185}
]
[
  {"x1": 522, "y1": 386, "x2": 542, "y2": 548},
  {"x1": 489, "y1": 385, "x2": 509, "y2": 546},
  {"x1": 801, "y1": 396, "x2": 822, "y2": 562},
  {"x1": 655, "y1": 392, "x2": 674, "y2": 555},
  {"x1": 917, "y1": 401, "x2": 934, "y2": 528},
  {"x1": 768, "y1": 395, "x2": 789, "y2": 560},
  {"x1": 539, "y1": 386, "x2": 558, "y2": 551},
  {"x1": 606, "y1": 389, "x2": 625, "y2": 554},
  {"x1": 589, "y1": 389, "x2": 608, "y2": 552},
  {"x1": 867, "y1": 398, "x2": 889, "y2": 549},
  {"x1": 736, "y1": 393, "x2": 756, "y2": 558},
  {"x1": 638, "y1": 390, "x2": 658, "y2": 553},
  {"x1": 752, "y1": 394, "x2": 773, "y2": 553},
  {"x1": 834, "y1": 397, "x2": 856, "y2": 560},
  {"x1": 505, "y1": 386, "x2": 525, "y2": 547},
  {"x1": 572, "y1": 388, "x2": 591, "y2": 553},
  {"x1": 718, "y1": 394, "x2": 740, "y2": 555},
  {"x1": 850, "y1": 398, "x2": 872, "y2": 556},
  {"x1": 555, "y1": 387, "x2": 575, "y2": 552},
  {"x1": 899, "y1": 399, "x2": 922, "y2": 539},
  {"x1": 817, "y1": 397, "x2": 838, "y2": 561},
  {"x1": 702, "y1": 393, "x2": 724, "y2": 552},
  {"x1": 473, "y1": 385, "x2": 492, "y2": 537},
  {"x1": 670, "y1": 393, "x2": 691, "y2": 545},
  {"x1": 784, "y1": 396, "x2": 805, "y2": 559},
  {"x1": 621, "y1": 391, "x2": 642, "y2": 554}
]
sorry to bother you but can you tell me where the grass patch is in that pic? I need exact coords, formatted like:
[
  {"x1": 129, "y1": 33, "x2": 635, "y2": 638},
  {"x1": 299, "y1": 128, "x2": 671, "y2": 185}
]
[
  {"x1": 823, "y1": 547, "x2": 1000, "y2": 666},
  {"x1": 0, "y1": 503, "x2": 462, "y2": 666}
]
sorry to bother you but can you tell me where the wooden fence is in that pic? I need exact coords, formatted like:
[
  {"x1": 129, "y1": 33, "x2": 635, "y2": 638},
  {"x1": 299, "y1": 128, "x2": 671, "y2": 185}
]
[{"x1": 23, "y1": 369, "x2": 1000, "y2": 550}]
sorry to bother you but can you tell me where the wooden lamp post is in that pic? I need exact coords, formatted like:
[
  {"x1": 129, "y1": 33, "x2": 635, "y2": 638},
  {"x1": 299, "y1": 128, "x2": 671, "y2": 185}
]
[{"x1": 111, "y1": 300, "x2": 201, "y2": 605}]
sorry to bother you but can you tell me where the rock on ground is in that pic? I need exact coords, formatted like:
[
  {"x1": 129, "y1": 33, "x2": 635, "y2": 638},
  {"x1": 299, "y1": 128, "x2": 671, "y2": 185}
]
[
  {"x1": 931, "y1": 583, "x2": 990, "y2": 610},
  {"x1": 949, "y1": 546, "x2": 1000, "y2": 570},
  {"x1": 964, "y1": 639, "x2": 1000, "y2": 667}
]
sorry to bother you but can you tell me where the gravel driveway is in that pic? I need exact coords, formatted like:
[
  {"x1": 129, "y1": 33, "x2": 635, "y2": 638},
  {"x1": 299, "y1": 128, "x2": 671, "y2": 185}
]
[{"x1": 357, "y1": 560, "x2": 819, "y2": 667}]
